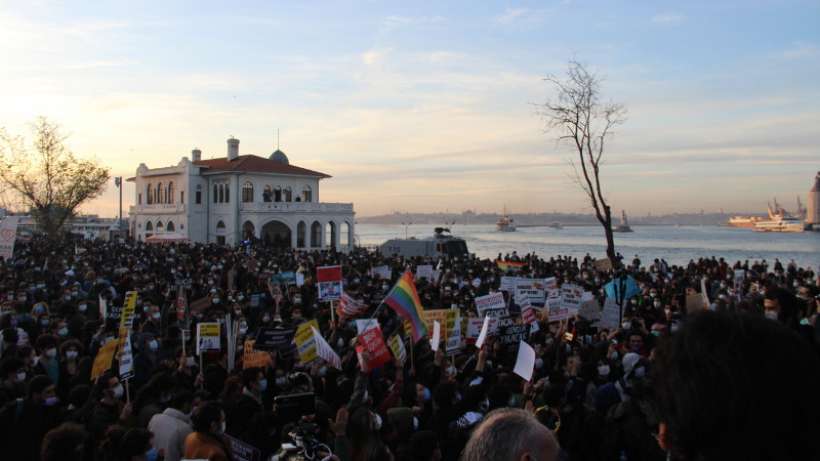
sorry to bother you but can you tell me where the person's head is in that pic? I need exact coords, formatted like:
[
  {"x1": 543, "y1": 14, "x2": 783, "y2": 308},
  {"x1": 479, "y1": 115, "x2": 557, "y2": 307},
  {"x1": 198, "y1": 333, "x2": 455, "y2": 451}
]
[
  {"x1": 242, "y1": 367, "x2": 266, "y2": 393},
  {"x1": 653, "y1": 311, "x2": 820, "y2": 461},
  {"x1": 1, "y1": 357, "x2": 25, "y2": 383},
  {"x1": 627, "y1": 331, "x2": 644, "y2": 353},
  {"x1": 2, "y1": 327, "x2": 18, "y2": 345},
  {"x1": 60, "y1": 339, "x2": 83, "y2": 361},
  {"x1": 462, "y1": 408, "x2": 559, "y2": 461},
  {"x1": 168, "y1": 388, "x2": 193, "y2": 414},
  {"x1": 191, "y1": 401, "x2": 225, "y2": 435},
  {"x1": 103, "y1": 373, "x2": 124, "y2": 401},
  {"x1": 41, "y1": 423, "x2": 87, "y2": 461},
  {"x1": 28, "y1": 374, "x2": 57, "y2": 405},
  {"x1": 120, "y1": 428, "x2": 155, "y2": 461}
]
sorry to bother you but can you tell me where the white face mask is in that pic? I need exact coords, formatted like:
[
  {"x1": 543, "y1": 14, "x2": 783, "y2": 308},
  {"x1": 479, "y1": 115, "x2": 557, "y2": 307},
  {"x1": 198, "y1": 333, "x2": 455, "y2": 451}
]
[
  {"x1": 597, "y1": 365, "x2": 610, "y2": 377},
  {"x1": 148, "y1": 340, "x2": 159, "y2": 351},
  {"x1": 78, "y1": 304, "x2": 87, "y2": 312},
  {"x1": 185, "y1": 356, "x2": 196, "y2": 367},
  {"x1": 45, "y1": 348, "x2": 57, "y2": 358},
  {"x1": 66, "y1": 350, "x2": 79, "y2": 360},
  {"x1": 16, "y1": 371, "x2": 26, "y2": 382},
  {"x1": 372, "y1": 412, "x2": 382, "y2": 431},
  {"x1": 764, "y1": 310, "x2": 778, "y2": 321}
]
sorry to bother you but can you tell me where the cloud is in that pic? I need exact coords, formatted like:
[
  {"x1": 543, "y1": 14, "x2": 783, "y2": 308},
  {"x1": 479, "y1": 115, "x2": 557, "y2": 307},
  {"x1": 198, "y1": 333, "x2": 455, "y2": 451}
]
[
  {"x1": 782, "y1": 41, "x2": 818, "y2": 60},
  {"x1": 495, "y1": 8, "x2": 536, "y2": 25},
  {"x1": 361, "y1": 49, "x2": 389, "y2": 65},
  {"x1": 651, "y1": 13, "x2": 685, "y2": 24}
]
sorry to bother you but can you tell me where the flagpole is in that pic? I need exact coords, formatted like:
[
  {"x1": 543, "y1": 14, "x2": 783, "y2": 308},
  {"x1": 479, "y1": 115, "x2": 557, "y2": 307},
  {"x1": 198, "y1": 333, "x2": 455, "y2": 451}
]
[{"x1": 330, "y1": 299, "x2": 336, "y2": 324}]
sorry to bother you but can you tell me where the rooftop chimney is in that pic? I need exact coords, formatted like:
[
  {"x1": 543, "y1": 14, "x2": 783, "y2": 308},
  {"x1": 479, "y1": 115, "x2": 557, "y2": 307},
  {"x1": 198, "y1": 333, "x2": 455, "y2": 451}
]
[
  {"x1": 191, "y1": 148, "x2": 202, "y2": 162},
  {"x1": 227, "y1": 137, "x2": 239, "y2": 161}
]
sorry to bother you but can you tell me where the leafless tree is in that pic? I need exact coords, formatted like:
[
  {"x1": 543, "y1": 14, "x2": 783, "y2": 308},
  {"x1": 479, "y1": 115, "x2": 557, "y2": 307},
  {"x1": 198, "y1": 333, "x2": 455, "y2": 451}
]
[
  {"x1": 539, "y1": 61, "x2": 626, "y2": 264},
  {"x1": 0, "y1": 117, "x2": 110, "y2": 239}
]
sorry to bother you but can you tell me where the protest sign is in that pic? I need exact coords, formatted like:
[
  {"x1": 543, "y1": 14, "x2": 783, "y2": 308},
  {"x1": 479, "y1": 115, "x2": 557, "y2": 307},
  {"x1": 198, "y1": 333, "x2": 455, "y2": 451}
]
[
  {"x1": 312, "y1": 326, "x2": 342, "y2": 369},
  {"x1": 595, "y1": 297, "x2": 621, "y2": 330},
  {"x1": 514, "y1": 280, "x2": 546, "y2": 308},
  {"x1": 467, "y1": 316, "x2": 498, "y2": 343},
  {"x1": 513, "y1": 341, "x2": 536, "y2": 382},
  {"x1": 355, "y1": 319, "x2": 379, "y2": 335},
  {"x1": 271, "y1": 271, "x2": 297, "y2": 285},
  {"x1": 225, "y1": 433, "x2": 261, "y2": 461},
  {"x1": 416, "y1": 264, "x2": 435, "y2": 280},
  {"x1": 593, "y1": 258, "x2": 613, "y2": 272},
  {"x1": 99, "y1": 295, "x2": 108, "y2": 319},
  {"x1": 357, "y1": 324, "x2": 391, "y2": 372},
  {"x1": 700, "y1": 278, "x2": 711, "y2": 310},
  {"x1": 176, "y1": 287, "x2": 188, "y2": 321},
  {"x1": 120, "y1": 291, "x2": 138, "y2": 332},
  {"x1": 243, "y1": 340, "x2": 273, "y2": 369},
  {"x1": 522, "y1": 307, "x2": 537, "y2": 326},
  {"x1": 118, "y1": 335, "x2": 134, "y2": 380},
  {"x1": 91, "y1": 339, "x2": 118, "y2": 381},
  {"x1": 445, "y1": 311, "x2": 462, "y2": 353},
  {"x1": 475, "y1": 292, "x2": 507, "y2": 317},
  {"x1": 254, "y1": 327, "x2": 294, "y2": 351},
  {"x1": 371, "y1": 265, "x2": 391, "y2": 280},
  {"x1": 686, "y1": 293, "x2": 707, "y2": 313},
  {"x1": 295, "y1": 272, "x2": 305, "y2": 287},
  {"x1": 0, "y1": 216, "x2": 19, "y2": 261},
  {"x1": 475, "y1": 316, "x2": 490, "y2": 349},
  {"x1": 498, "y1": 316, "x2": 529, "y2": 345},
  {"x1": 499, "y1": 276, "x2": 519, "y2": 293},
  {"x1": 317, "y1": 265, "x2": 343, "y2": 301},
  {"x1": 196, "y1": 323, "x2": 221, "y2": 355},
  {"x1": 430, "y1": 321, "x2": 441, "y2": 351},
  {"x1": 547, "y1": 288, "x2": 571, "y2": 322},
  {"x1": 295, "y1": 319, "x2": 320, "y2": 364},
  {"x1": 733, "y1": 269, "x2": 745, "y2": 288},
  {"x1": 388, "y1": 334, "x2": 407, "y2": 365},
  {"x1": 578, "y1": 297, "x2": 602, "y2": 321},
  {"x1": 421, "y1": 309, "x2": 449, "y2": 339},
  {"x1": 560, "y1": 283, "x2": 584, "y2": 316}
]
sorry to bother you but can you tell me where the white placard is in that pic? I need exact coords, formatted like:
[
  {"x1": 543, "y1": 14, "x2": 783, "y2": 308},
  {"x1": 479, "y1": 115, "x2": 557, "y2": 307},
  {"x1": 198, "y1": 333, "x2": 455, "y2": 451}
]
[
  {"x1": 513, "y1": 341, "x2": 535, "y2": 382},
  {"x1": 430, "y1": 321, "x2": 441, "y2": 351}
]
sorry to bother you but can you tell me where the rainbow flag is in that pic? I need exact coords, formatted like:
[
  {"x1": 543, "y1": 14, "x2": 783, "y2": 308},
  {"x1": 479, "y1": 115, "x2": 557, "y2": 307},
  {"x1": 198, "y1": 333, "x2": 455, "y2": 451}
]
[
  {"x1": 384, "y1": 271, "x2": 428, "y2": 342},
  {"x1": 496, "y1": 259, "x2": 526, "y2": 272}
]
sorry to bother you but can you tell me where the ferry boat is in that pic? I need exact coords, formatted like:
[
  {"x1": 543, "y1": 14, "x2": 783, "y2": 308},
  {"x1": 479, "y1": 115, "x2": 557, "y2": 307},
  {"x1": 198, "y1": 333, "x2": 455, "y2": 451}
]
[
  {"x1": 497, "y1": 207, "x2": 516, "y2": 232},
  {"x1": 754, "y1": 199, "x2": 804, "y2": 233},
  {"x1": 613, "y1": 210, "x2": 633, "y2": 233},
  {"x1": 727, "y1": 216, "x2": 764, "y2": 228},
  {"x1": 380, "y1": 227, "x2": 469, "y2": 258}
]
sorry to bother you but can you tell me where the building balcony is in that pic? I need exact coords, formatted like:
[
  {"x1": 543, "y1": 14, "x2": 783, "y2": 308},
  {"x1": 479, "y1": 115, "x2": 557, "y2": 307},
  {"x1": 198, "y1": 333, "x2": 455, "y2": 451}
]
[
  {"x1": 240, "y1": 201, "x2": 353, "y2": 213},
  {"x1": 129, "y1": 203, "x2": 186, "y2": 214}
]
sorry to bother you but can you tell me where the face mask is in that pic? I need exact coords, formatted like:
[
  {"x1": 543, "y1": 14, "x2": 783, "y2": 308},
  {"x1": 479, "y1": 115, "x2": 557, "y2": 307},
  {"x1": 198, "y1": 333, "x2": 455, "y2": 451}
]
[
  {"x1": 764, "y1": 310, "x2": 778, "y2": 321},
  {"x1": 112, "y1": 384, "x2": 124, "y2": 399},
  {"x1": 40, "y1": 319, "x2": 50, "y2": 327},
  {"x1": 670, "y1": 323, "x2": 680, "y2": 334},
  {"x1": 145, "y1": 447, "x2": 159, "y2": 461},
  {"x1": 653, "y1": 301, "x2": 661, "y2": 308},
  {"x1": 239, "y1": 325, "x2": 248, "y2": 335},
  {"x1": 262, "y1": 315, "x2": 271, "y2": 323},
  {"x1": 610, "y1": 351, "x2": 619, "y2": 361},
  {"x1": 186, "y1": 356, "x2": 196, "y2": 367},
  {"x1": 372, "y1": 412, "x2": 382, "y2": 431},
  {"x1": 634, "y1": 366, "x2": 646, "y2": 378},
  {"x1": 152, "y1": 312, "x2": 161, "y2": 320},
  {"x1": 318, "y1": 366, "x2": 327, "y2": 377},
  {"x1": 422, "y1": 387, "x2": 431, "y2": 402},
  {"x1": 213, "y1": 298, "x2": 220, "y2": 304},
  {"x1": 58, "y1": 327, "x2": 69, "y2": 337},
  {"x1": 78, "y1": 304, "x2": 87, "y2": 312},
  {"x1": 66, "y1": 350, "x2": 79, "y2": 360},
  {"x1": 597, "y1": 365, "x2": 611, "y2": 377},
  {"x1": 46, "y1": 348, "x2": 57, "y2": 358},
  {"x1": 535, "y1": 358, "x2": 544, "y2": 369},
  {"x1": 16, "y1": 371, "x2": 26, "y2": 382},
  {"x1": 275, "y1": 377, "x2": 287, "y2": 387},
  {"x1": 622, "y1": 321, "x2": 631, "y2": 330},
  {"x1": 258, "y1": 378, "x2": 268, "y2": 392},
  {"x1": 238, "y1": 294, "x2": 245, "y2": 301},
  {"x1": 44, "y1": 396, "x2": 60, "y2": 407},
  {"x1": 446, "y1": 365, "x2": 457, "y2": 376},
  {"x1": 148, "y1": 340, "x2": 159, "y2": 351}
]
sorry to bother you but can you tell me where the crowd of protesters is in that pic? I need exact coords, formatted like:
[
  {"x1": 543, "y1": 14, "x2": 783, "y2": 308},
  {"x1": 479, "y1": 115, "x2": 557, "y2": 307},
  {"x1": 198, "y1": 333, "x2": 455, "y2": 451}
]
[{"x1": 0, "y1": 234, "x2": 818, "y2": 461}]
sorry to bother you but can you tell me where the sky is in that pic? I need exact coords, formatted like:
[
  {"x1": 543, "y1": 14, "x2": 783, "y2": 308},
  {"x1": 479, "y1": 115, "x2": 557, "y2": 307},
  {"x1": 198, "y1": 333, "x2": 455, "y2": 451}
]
[{"x1": 1, "y1": 0, "x2": 818, "y2": 218}]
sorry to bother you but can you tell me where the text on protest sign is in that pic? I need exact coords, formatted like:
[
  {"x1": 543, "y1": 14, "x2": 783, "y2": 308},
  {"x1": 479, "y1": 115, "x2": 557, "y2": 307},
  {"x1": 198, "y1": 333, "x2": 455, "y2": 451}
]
[
  {"x1": 196, "y1": 322, "x2": 221, "y2": 355},
  {"x1": 253, "y1": 327, "x2": 295, "y2": 351},
  {"x1": 118, "y1": 335, "x2": 134, "y2": 380},
  {"x1": 316, "y1": 265, "x2": 343, "y2": 301},
  {"x1": 0, "y1": 217, "x2": 20, "y2": 261},
  {"x1": 475, "y1": 292, "x2": 507, "y2": 317},
  {"x1": 119, "y1": 291, "x2": 138, "y2": 333},
  {"x1": 357, "y1": 324, "x2": 392, "y2": 372},
  {"x1": 295, "y1": 319, "x2": 320, "y2": 364},
  {"x1": 388, "y1": 334, "x2": 407, "y2": 365},
  {"x1": 497, "y1": 316, "x2": 529, "y2": 345},
  {"x1": 225, "y1": 433, "x2": 262, "y2": 461},
  {"x1": 243, "y1": 340, "x2": 273, "y2": 369}
]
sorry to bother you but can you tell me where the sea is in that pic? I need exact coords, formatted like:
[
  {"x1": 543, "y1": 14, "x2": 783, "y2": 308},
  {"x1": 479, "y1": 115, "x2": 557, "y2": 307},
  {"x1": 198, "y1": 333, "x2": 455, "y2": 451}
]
[{"x1": 355, "y1": 224, "x2": 820, "y2": 269}]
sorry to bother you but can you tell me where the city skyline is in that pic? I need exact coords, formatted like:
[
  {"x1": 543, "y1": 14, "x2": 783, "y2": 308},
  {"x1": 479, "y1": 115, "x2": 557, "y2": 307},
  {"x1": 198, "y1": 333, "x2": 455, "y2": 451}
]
[{"x1": 2, "y1": 1, "x2": 818, "y2": 218}]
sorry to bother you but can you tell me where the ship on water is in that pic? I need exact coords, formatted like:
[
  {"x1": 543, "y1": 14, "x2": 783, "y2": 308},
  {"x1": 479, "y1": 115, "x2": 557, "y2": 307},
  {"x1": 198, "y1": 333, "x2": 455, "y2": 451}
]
[
  {"x1": 613, "y1": 210, "x2": 633, "y2": 233},
  {"x1": 496, "y1": 207, "x2": 516, "y2": 232},
  {"x1": 754, "y1": 198, "x2": 804, "y2": 233},
  {"x1": 727, "y1": 216, "x2": 765, "y2": 228}
]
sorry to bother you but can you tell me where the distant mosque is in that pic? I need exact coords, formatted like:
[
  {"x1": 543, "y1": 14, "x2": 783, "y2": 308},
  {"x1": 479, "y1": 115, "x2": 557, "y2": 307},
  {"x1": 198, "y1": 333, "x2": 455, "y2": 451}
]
[{"x1": 127, "y1": 137, "x2": 355, "y2": 248}]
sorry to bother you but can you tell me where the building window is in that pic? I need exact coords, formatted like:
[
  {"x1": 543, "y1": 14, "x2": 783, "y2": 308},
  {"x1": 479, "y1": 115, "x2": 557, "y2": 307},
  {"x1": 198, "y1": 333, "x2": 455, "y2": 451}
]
[
  {"x1": 242, "y1": 181, "x2": 254, "y2": 203},
  {"x1": 167, "y1": 221, "x2": 175, "y2": 232},
  {"x1": 217, "y1": 236, "x2": 226, "y2": 245},
  {"x1": 157, "y1": 182, "x2": 163, "y2": 204},
  {"x1": 274, "y1": 186, "x2": 282, "y2": 202},
  {"x1": 263, "y1": 185, "x2": 272, "y2": 202},
  {"x1": 147, "y1": 184, "x2": 153, "y2": 204},
  {"x1": 218, "y1": 184, "x2": 224, "y2": 203},
  {"x1": 196, "y1": 185, "x2": 202, "y2": 204},
  {"x1": 167, "y1": 182, "x2": 174, "y2": 204},
  {"x1": 213, "y1": 184, "x2": 218, "y2": 203},
  {"x1": 145, "y1": 222, "x2": 152, "y2": 232},
  {"x1": 284, "y1": 186, "x2": 292, "y2": 202},
  {"x1": 303, "y1": 186, "x2": 312, "y2": 203},
  {"x1": 156, "y1": 221, "x2": 164, "y2": 233},
  {"x1": 138, "y1": 193, "x2": 142, "y2": 205},
  {"x1": 225, "y1": 184, "x2": 230, "y2": 203},
  {"x1": 181, "y1": 190, "x2": 184, "y2": 204}
]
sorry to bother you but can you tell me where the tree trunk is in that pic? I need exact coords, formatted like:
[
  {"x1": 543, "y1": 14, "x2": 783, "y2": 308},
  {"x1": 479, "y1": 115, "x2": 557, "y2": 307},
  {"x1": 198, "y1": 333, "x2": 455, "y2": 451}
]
[{"x1": 602, "y1": 205, "x2": 618, "y2": 266}]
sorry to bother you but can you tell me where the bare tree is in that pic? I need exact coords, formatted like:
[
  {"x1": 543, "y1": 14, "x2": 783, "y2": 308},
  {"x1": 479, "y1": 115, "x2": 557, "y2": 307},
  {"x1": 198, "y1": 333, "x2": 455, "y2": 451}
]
[
  {"x1": 0, "y1": 117, "x2": 110, "y2": 239},
  {"x1": 539, "y1": 61, "x2": 626, "y2": 264}
]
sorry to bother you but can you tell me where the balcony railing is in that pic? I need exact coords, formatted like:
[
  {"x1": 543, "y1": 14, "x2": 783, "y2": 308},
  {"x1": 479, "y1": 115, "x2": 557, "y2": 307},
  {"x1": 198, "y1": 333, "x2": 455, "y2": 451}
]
[
  {"x1": 129, "y1": 203, "x2": 186, "y2": 214},
  {"x1": 240, "y1": 202, "x2": 353, "y2": 213}
]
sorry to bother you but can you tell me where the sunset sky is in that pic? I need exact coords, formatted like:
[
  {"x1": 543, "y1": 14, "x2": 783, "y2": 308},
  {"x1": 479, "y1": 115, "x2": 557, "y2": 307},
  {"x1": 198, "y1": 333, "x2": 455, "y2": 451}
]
[{"x1": 1, "y1": 1, "x2": 818, "y2": 218}]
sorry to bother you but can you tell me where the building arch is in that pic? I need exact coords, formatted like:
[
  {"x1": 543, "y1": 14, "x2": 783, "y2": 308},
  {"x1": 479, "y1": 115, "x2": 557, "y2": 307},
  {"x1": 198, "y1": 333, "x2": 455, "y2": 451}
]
[
  {"x1": 341, "y1": 221, "x2": 351, "y2": 247},
  {"x1": 216, "y1": 220, "x2": 226, "y2": 232},
  {"x1": 167, "y1": 182, "x2": 174, "y2": 204},
  {"x1": 166, "y1": 221, "x2": 175, "y2": 232},
  {"x1": 302, "y1": 185, "x2": 312, "y2": 202},
  {"x1": 310, "y1": 221, "x2": 322, "y2": 248},
  {"x1": 297, "y1": 221, "x2": 307, "y2": 248},
  {"x1": 157, "y1": 182, "x2": 163, "y2": 204},
  {"x1": 146, "y1": 183, "x2": 153, "y2": 204},
  {"x1": 263, "y1": 185, "x2": 272, "y2": 202},
  {"x1": 242, "y1": 220, "x2": 255, "y2": 240},
  {"x1": 145, "y1": 221, "x2": 153, "y2": 232},
  {"x1": 284, "y1": 186, "x2": 293, "y2": 202},
  {"x1": 325, "y1": 221, "x2": 336, "y2": 248},
  {"x1": 156, "y1": 220, "x2": 164, "y2": 233},
  {"x1": 274, "y1": 186, "x2": 282, "y2": 202},
  {"x1": 261, "y1": 220, "x2": 292, "y2": 249}
]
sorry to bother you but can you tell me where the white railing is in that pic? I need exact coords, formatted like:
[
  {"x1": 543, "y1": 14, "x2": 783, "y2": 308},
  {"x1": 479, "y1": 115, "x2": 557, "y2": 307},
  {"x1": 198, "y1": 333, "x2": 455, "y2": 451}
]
[
  {"x1": 240, "y1": 202, "x2": 354, "y2": 213},
  {"x1": 129, "y1": 203, "x2": 186, "y2": 214}
]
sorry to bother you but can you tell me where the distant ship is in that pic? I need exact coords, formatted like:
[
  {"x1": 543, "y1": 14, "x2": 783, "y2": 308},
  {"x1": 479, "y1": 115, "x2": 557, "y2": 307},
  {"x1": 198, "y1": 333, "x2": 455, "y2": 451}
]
[
  {"x1": 727, "y1": 216, "x2": 764, "y2": 228},
  {"x1": 754, "y1": 199, "x2": 804, "y2": 233},
  {"x1": 613, "y1": 210, "x2": 633, "y2": 233},
  {"x1": 548, "y1": 222, "x2": 563, "y2": 230},
  {"x1": 497, "y1": 207, "x2": 516, "y2": 232}
]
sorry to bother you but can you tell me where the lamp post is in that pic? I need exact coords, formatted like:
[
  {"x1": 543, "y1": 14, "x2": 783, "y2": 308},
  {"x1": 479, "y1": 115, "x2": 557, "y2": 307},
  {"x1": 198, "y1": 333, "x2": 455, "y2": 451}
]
[{"x1": 114, "y1": 176, "x2": 123, "y2": 232}]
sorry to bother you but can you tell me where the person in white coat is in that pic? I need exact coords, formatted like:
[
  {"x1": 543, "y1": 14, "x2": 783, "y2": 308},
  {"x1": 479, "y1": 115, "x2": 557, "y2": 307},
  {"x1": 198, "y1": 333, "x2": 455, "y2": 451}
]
[{"x1": 147, "y1": 389, "x2": 193, "y2": 461}]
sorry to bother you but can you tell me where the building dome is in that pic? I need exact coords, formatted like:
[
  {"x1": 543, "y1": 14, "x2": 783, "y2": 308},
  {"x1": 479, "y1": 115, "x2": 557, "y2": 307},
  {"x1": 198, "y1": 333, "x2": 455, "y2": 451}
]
[{"x1": 270, "y1": 149, "x2": 289, "y2": 164}]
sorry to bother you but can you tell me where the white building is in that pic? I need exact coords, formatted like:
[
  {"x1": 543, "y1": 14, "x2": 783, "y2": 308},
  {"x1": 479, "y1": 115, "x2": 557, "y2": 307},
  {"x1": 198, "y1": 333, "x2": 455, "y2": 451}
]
[
  {"x1": 808, "y1": 171, "x2": 820, "y2": 229},
  {"x1": 127, "y1": 138, "x2": 355, "y2": 249}
]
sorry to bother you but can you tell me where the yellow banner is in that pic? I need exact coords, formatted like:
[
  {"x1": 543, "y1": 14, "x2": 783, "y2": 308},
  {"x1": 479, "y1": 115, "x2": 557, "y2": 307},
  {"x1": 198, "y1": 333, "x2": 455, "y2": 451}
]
[
  {"x1": 119, "y1": 291, "x2": 138, "y2": 333},
  {"x1": 243, "y1": 340, "x2": 273, "y2": 369},
  {"x1": 91, "y1": 339, "x2": 119, "y2": 381}
]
